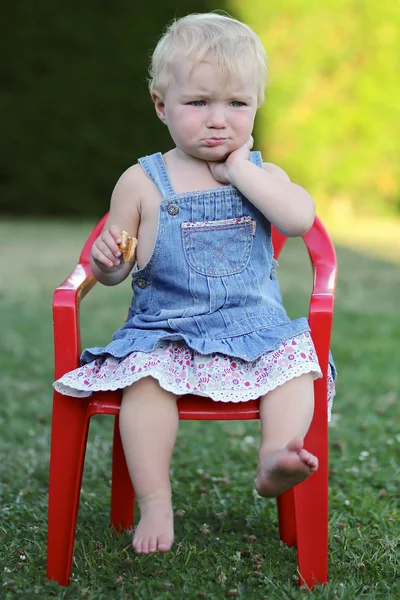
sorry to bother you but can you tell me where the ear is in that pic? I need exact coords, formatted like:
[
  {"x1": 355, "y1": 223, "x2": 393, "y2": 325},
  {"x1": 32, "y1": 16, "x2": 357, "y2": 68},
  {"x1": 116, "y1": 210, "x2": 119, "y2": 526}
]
[{"x1": 152, "y1": 90, "x2": 167, "y2": 124}]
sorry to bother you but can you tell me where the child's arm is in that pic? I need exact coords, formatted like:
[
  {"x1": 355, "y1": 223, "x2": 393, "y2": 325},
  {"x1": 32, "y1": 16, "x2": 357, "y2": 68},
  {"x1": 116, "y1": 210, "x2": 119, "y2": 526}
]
[
  {"x1": 228, "y1": 160, "x2": 315, "y2": 237},
  {"x1": 208, "y1": 138, "x2": 315, "y2": 237},
  {"x1": 90, "y1": 165, "x2": 142, "y2": 286}
]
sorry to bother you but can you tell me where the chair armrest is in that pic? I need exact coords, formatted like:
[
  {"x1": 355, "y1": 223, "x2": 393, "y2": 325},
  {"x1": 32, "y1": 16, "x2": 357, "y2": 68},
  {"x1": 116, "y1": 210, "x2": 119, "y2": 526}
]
[
  {"x1": 304, "y1": 216, "x2": 337, "y2": 377},
  {"x1": 53, "y1": 263, "x2": 97, "y2": 378},
  {"x1": 308, "y1": 252, "x2": 337, "y2": 376},
  {"x1": 308, "y1": 293, "x2": 334, "y2": 374}
]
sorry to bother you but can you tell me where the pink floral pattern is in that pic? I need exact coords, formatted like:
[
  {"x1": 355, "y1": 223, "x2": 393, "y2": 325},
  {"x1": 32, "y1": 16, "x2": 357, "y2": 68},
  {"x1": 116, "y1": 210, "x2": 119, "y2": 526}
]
[
  {"x1": 181, "y1": 216, "x2": 253, "y2": 228},
  {"x1": 54, "y1": 332, "x2": 335, "y2": 419},
  {"x1": 181, "y1": 216, "x2": 257, "y2": 235}
]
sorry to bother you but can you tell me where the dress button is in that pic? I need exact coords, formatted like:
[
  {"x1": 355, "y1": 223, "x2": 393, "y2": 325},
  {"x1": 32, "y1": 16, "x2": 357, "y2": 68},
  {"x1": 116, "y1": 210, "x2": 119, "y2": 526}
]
[
  {"x1": 167, "y1": 203, "x2": 179, "y2": 216},
  {"x1": 136, "y1": 278, "x2": 148, "y2": 289}
]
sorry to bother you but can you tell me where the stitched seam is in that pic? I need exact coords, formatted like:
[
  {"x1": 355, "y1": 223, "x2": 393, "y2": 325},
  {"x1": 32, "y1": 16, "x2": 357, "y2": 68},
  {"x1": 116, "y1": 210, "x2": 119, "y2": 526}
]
[{"x1": 183, "y1": 229, "x2": 252, "y2": 275}]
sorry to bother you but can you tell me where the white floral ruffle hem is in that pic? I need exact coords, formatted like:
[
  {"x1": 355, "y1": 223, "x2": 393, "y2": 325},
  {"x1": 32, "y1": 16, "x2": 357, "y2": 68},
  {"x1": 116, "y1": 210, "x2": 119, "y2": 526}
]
[{"x1": 54, "y1": 332, "x2": 335, "y2": 420}]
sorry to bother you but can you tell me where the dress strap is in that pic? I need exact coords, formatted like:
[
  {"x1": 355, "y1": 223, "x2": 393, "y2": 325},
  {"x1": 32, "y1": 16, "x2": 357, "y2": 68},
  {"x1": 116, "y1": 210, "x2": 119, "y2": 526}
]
[
  {"x1": 249, "y1": 150, "x2": 263, "y2": 169},
  {"x1": 138, "y1": 152, "x2": 175, "y2": 196}
]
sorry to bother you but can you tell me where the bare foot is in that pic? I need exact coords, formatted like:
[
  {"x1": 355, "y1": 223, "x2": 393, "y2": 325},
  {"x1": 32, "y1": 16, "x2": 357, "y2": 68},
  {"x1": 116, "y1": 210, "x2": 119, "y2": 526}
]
[
  {"x1": 132, "y1": 492, "x2": 174, "y2": 554},
  {"x1": 256, "y1": 437, "x2": 318, "y2": 498}
]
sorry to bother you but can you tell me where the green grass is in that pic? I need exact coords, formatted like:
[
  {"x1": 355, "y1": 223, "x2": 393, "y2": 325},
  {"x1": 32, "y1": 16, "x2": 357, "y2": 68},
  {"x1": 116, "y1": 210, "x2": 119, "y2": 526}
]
[{"x1": 0, "y1": 218, "x2": 399, "y2": 599}]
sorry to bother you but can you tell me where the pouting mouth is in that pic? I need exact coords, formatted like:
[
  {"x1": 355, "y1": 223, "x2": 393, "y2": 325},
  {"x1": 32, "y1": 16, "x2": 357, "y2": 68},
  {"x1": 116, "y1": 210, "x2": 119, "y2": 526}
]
[{"x1": 203, "y1": 138, "x2": 226, "y2": 147}]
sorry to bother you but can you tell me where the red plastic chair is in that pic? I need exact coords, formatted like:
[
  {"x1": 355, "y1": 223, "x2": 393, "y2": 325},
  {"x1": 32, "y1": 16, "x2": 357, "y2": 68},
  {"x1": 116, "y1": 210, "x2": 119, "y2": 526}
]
[{"x1": 47, "y1": 214, "x2": 336, "y2": 588}]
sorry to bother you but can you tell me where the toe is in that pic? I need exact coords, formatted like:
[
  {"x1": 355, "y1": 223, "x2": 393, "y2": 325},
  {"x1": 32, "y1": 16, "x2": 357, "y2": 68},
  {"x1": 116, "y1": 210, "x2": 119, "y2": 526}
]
[
  {"x1": 132, "y1": 533, "x2": 138, "y2": 551},
  {"x1": 148, "y1": 537, "x2": 157, "y2": 553},
  {"x1": 298, "y1": 448, "x2": 311, "y2": 463},
  {"x1": 299, "y1": 448, "x2": 318, "y2": 471},
  {"x1": 141, "y1": 538, "x2": 150, "y2": 554},
  {"x1": 157, "y1": 533, "x2": 173, "y2": 552},
  {"x1": 133, "y1": 539, "x2": 142, "y2": 554}
]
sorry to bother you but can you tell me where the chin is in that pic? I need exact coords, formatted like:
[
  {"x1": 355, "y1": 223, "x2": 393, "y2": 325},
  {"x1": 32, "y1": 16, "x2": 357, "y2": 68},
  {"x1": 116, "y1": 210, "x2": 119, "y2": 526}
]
[{"x1": 199, "y1": 146, "x2": 231, "y2": 161}]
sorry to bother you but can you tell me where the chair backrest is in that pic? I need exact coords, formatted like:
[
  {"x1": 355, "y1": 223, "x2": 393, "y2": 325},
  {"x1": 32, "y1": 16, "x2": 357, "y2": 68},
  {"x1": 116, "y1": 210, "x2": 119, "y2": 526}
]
[
  {"x1": 273, "y1": 219, "x2": 336, "y2": 295},
  {"x1": 79, "y1": 214, "x2": 336, "y2": 294}
]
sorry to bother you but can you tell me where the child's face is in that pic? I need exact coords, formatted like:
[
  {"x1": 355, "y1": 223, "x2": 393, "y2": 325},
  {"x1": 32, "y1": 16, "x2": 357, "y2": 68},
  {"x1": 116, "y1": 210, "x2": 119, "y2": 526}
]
[{"x1": 153, "y1": 58, "x2": 258, "y2": 161}]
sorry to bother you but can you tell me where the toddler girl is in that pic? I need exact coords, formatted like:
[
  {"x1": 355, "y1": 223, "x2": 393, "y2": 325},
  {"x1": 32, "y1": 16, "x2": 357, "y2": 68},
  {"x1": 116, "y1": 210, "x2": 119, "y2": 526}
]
[{"x1": 54, "y1": 12, "x2": 336, "y2": 556}]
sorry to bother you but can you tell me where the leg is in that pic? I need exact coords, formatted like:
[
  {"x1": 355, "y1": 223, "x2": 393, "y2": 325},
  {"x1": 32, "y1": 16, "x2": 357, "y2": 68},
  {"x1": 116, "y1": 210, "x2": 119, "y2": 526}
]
[
  {"x1": 119, "y1": 377, "x2": 179, "y2": 554},
  {"x1": 110, "y1": 416, "x2": 135, "y2": 531},
  {"x1": 256, "y1": 374, "x2": 318, "y2": 498}
]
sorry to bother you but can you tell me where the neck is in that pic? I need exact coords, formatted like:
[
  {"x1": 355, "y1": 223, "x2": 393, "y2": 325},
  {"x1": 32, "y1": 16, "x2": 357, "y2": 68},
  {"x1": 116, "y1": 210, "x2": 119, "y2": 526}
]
[
  {"x1": 163, "y1": 148, "x2": 226, "y2": 193},
  {"x1": 173, "y1": 147, "x2": 205, "y2": 166}
]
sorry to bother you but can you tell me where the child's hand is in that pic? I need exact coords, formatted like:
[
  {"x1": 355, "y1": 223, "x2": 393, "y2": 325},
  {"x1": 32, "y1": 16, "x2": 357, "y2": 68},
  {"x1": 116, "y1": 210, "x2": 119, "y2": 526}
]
[
  {"x1": 207, "y1": 136, "x2": 253, "y2": 184},
  {"x1": 91, "y1": 225, "x2": 122, "y2": 268}
]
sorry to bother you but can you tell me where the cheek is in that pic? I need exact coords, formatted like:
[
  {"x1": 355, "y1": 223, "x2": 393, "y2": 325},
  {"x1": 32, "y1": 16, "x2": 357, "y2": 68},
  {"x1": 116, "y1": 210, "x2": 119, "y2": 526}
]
[
  {"x1": 234, "y1": 112, "x2": 255, "y2": 132},
  {"x1": 177, "y1": 114, "x2": 202, "y2": 137},
  {"x1": 172, "y1": 108, "x2": 196, "y2": 126}
]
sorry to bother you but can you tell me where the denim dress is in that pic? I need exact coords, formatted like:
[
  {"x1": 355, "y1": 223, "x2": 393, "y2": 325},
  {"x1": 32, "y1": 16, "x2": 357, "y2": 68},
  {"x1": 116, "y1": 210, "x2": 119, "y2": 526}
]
[{"x1": 54, "y1": 151, "x2": 336, "y2": 415}]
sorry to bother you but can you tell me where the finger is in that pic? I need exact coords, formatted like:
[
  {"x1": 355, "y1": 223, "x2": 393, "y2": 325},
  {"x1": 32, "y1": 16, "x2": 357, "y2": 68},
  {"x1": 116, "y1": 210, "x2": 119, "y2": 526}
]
[
  {"x1": 92, "y1": 250, "x2": 117, "y2": 269},
  {"x1": 100, "y1": 230, "x2": 121, "y2": 258},
  {"x1": 93, "y1": 246, "x2": 118, "y2": 268},
  {"x1": 93, "y1": 241, "x2": 120, "y2": 267},
  {"x1": 208, "y1": 162, "x2": 229, "y2": 184},
  {"x1": 109, "y1": 224, "x2": 123, "y2": 244}
]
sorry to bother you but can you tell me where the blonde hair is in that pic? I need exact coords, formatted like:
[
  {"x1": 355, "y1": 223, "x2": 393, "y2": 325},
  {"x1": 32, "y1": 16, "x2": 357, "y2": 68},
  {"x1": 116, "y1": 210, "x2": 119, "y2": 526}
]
[{"x1": 149, "y1": 12, "x2": 268, "y2": 107}]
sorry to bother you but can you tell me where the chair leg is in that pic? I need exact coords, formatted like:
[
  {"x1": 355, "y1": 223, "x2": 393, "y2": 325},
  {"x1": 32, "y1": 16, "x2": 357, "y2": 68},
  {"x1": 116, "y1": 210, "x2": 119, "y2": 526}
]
[
  {"x1": 110, "y1": 416, "x2": 135, "y2": 532},
  {"x1": 294, "y1": 381, "x2": 329, "y2": 589},
  {"x1": 47, "y1": 392, "x2": 90, "y2": 586},
  {"x1": 277, "y1": 489, "x2": 297, "y2": 547},
  {"x1": 294, "y1": 465, "x2": 328, "y2": 588}
]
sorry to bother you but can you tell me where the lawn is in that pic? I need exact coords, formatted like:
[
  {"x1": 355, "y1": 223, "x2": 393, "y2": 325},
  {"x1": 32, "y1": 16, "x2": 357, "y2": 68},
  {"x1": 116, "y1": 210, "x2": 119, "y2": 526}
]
[{"x1": 0, "y1": 218, "x2": 399, "y2": 599}]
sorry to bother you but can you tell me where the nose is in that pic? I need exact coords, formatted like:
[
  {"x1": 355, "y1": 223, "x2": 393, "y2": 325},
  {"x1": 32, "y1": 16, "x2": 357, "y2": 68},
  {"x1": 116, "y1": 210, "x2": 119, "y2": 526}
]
[{"x1": 206, "y1": 104, "x2": 227, "y2": 129}]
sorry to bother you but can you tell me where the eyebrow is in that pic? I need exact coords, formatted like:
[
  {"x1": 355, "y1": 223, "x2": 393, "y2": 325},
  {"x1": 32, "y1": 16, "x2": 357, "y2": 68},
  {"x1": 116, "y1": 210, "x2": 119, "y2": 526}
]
[
  {"x1": 181, "y1": 93, "x2": 211, "y2": 100},
  {"x1": 181, "y1": 93, "x2": 254, "y2": 101}
]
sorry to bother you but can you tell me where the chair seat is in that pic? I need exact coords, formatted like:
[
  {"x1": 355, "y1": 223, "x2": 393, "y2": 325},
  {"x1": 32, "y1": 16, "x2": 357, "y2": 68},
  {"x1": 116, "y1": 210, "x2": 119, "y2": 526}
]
[{"x1": 87, "y1": 391, "x2": 260, "y2": 420}]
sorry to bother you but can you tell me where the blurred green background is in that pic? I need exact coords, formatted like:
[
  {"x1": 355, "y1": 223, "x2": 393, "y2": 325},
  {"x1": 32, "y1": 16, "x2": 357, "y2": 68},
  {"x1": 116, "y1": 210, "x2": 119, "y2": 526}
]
[
  {"x1": 1, "y1": 1, "x2": 399, "y2": 225},
  {"x1": 1, "y1": 4, "x2": 400, "y2": 596}
]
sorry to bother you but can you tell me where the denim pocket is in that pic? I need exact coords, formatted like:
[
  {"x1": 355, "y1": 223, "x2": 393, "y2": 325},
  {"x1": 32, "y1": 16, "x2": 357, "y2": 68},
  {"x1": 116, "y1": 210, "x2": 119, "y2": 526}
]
[{"x1": 181, "y1": 216, "x2": 255, "y2": 277}]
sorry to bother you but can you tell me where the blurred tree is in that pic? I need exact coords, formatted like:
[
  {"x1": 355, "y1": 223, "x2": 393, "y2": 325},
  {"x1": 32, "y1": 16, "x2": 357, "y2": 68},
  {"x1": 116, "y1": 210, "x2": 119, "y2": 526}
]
[
  {"x1": 0, "y1": 1, "x2": 228, "y2": 216},
  {"x1": 1, "y1": 1, "x2": 399, "y2": 218},
  {"x1": 234, "y1": 0, "x2": 400, "y2": 218}
]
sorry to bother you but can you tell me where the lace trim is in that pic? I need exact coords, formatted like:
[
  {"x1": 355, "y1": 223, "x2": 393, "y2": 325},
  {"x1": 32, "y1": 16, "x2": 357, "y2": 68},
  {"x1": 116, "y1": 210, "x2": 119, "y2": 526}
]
[
  {"x1": 55, "y1": 363, "x2": 322, "y2": 401},
  {"x1": 55, "y1": 367, "x2": 334, "y2": 423}
]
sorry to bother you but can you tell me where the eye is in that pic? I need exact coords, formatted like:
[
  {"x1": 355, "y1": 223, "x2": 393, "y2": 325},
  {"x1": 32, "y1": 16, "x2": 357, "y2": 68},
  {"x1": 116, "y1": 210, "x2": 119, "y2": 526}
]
[
  {"x1": 230, "y1": 101, "x2": 246, "y2": 107},
  {"x1": 188, "y1": 100, "x2": 206, "y2": 107}
]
